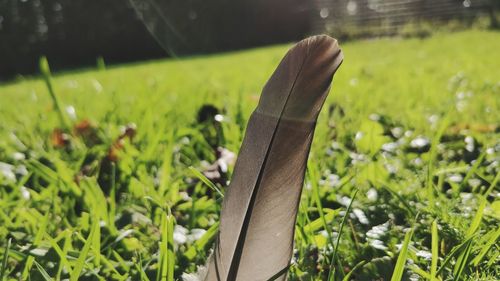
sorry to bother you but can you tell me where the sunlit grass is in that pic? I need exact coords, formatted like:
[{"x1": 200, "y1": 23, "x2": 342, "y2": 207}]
[{"x1": 0, "y1": 30, "x2": 499, "y2": 280}]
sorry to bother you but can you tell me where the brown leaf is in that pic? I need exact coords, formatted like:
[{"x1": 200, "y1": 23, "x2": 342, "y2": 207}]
[
  {"x1": 107, "y1": 123, "x2": 137, "y2": 162},
  {"x1": 73, "y1": 119, "x2": 102, "y2": 145},
  {"x1": 50, "y1": 128, "x2": 70, "y2": 148},
  {"x1": 447, "y1": 123, "x2": 498, "y2": 134}
]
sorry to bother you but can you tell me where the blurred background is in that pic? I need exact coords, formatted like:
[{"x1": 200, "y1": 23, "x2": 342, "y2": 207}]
[{"x1": 0, "y1": 0, "x2": 498, "y2": 79}]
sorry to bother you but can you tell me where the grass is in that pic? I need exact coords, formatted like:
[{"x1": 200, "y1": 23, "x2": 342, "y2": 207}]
[{"x1": 0, "y1": 29, "x2": 499, "y2": 280}]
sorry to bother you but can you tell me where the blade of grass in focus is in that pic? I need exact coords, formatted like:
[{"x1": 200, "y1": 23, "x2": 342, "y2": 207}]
[
  {"x1": 34, "y1": 259, "x2": 53, "y2": 281},
  {"x1": 391, "y1": 228, "x2": 414, "y2": 281},
  {"x1": 70, "y1": 219, "x2": 99, "y2": 281},
  {"x1": 158, "y1": 210, "x2": 175, "y2": 281},
  {"x1": 22, "y1": 210, "x2": 50, "y2": 279},
  {"x1": 431, "y1": 220, "x2": 439, "y2": 281},
  {"x1": 1, "y1": 238, "x2": 11, "y2": 280},
  {"x1": 39, "y1": 56, "x2": 71, "y2": 130},
  {"x1": 328, "y1": 189, "x2": 358, "y2": 281}
]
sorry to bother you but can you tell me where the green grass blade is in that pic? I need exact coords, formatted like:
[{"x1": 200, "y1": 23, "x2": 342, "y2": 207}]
[
  {"x1": 308, "y1": 164, "x2": 334, "y2": 246},
  {"x1": 303, "y1": 209, "x2": 339, "y2": 234},
  {"x1": 158, "y1": 211, "x2": 175, "y2": 281},
  {"x1": 379, "y1": 181, "x2": 416, "y2": 216},
  {"x1": 158, "y1": 215, "x2": 166, "y2": 281},
  {"x1": 452, "y1": 239, "x2": 473, "y2": 281},
  {"x1": 166, "y1": 214, "x2": 174, "y2": 281},
  {"x1": 460, "y1": 151, "x2": 486, "y2": 191},
  {"x1": 485, "y1": 249, "x2": 499, "y2": 268},
  {"x1": 70, "y1": 219, "x2": 98, "y2": 281},
  {"x1": 92, "y1": 215, "x2": 101, "y2": 267},
  {"x1": 108, "y1": 163, "x2": 118, "y2": 235},
  {"x1": 22, "y1": 210, "x2": 50, "y2": 279},
  {"x1": 483, "y1": 172, "x2": 500, "y2": 197},
  {"x1": 39, "y1": 56, "x2": 70, "y2": 130},
  {"x1": 471, "y1": 227, "x2": 500, "y2": 267},
  {"x1": 391, "y1": 228, "x2": 414, "y2": 281},
  {"x1": 134, "y1": 251, "x2": 151, "y2": 281},
  {"x1": 159, "y1": 131, "x2": 175, "y2": 197},
  {"x1": 342, "y1": 260, "x2": 367, "y2": 281},
  {"x1": 409, "y1": 265, "x2": 432, "y2": 280},
  {"x1": 426, "y1": 116, "x2": 449, "y2": 204},
  {"x1": 436, "y1": 235, "x2": 475, "y2": 276},
  {"x1": 44, "y1": 232, "x2": 72, "y2": 276},
  {"x1": 466, "y1": 197, "x2": 486, "y2": 238},
  {"x1": 33, "y1": 260, "x2": 54, "y2": 281},
  {"x1": 328, "y1": 189, "x2": 358, "y2": 281},
  {"x1": 431, "y1": 220, "x2": 439, "y2": 281},
  {"x1": 56, "y1": 230, "x2": 72, "y2": 280},
  {"x1": 188, "y1": 166, "x2": 224, "y2": 198},
  {"x1": 1, "y1": 238, "x2": 11, "y2": 280},
  {"x1": 184, "y1": 222, "x2": 220, "y2": 260},
  {"x1": 96, "y1": 56, "x2": 106, "y2": 71}
]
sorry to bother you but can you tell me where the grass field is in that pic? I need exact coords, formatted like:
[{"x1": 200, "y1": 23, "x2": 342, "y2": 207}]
[{"x1": 0, "y1": 30, "x2": 499, "y2": 280}]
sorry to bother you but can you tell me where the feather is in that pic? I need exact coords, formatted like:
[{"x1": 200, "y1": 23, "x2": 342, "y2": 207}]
[{"x1": 204, "y1": 35, "x2": 343, "y2": 281}]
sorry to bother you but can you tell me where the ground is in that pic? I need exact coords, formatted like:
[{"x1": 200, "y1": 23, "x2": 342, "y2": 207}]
[{"x1": 0, "y1": 30, "x2": 499, "y2": 280}]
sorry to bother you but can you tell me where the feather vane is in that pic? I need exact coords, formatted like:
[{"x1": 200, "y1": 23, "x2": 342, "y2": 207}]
[{"x1": 205, "y1": 35, "x2": 343, "y2": 281}]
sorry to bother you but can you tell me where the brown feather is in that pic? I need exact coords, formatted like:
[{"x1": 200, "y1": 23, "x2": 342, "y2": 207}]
[{"x1": 205, "y1": 35, "x2": 343, "y2": 281}]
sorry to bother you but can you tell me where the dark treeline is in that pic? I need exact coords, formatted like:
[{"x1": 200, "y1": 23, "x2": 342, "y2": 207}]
[{"x1": 0, "y1": 0, "x2": 312, "y2": 79}]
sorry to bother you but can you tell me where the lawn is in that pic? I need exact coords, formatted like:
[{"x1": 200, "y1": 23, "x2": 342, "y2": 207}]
[{"x1": 0, "y1": 30, "x2": 499, "y2": 280}]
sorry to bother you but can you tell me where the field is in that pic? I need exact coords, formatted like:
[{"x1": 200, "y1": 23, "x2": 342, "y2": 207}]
[{"x1": 0, "y1": 30, "x2": 499, "y2": 280}]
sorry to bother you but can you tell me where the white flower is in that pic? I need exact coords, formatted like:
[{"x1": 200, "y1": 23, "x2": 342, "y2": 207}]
[
  {"x1": 173, "y1": 225, "x2": 188, "y2": 245},
  {"x1": 65, "y1": 106, "x2": 77, "y2": 120},
  {"x1": 416, "y1": 250, "x2": 432, "y2": 260},
  {"x1": 338, "y1": 196, "x2": 352, "y2": 207},
  {"x1": 12, "y1": 152, "x2": 25, "y2": 161},
  {"x1": 427, "y1": 114, "x2": 439, "y2": 125},
  {"x1": 214, "y1": 114, "x2": 224, "y2": 122},
  {"x1": 468, "y1": 178, "x2": 481, "y2": 188},
  {"x1": 0, "y1": 162, "x2": 16, "y2": 183},
  {"x1": 369, "y1": 114, "x2": 380, "y2": 121},
  {"x1": 320, "y1": 173, "x2": 341, "y2": 188},
  {"x1": 349, "y1": 152, "x2": 366, "y2": 165},
  {"x1": 366, "y1": 221, "x2": 389, "y2": 239},
  {"x1": 391, "y1": 127, "x2": 404, "y2": 138},
  {"x1": 464, "y1": 136, "x2": 475, "y2": 152},
  {"x1": 412, "y1": 157, "x2": 423, "y2": 167},
  {"x1": 370, "y1": 239, "x2": 388, "y2": 250},
  {"x1": 366, "y1": 188, "x2": 378, "y2": 201},
  {"x1": 353, "y1": 208, "x2": 369, "y2": 225},
  {"x1": 355, "y1": 131, "x2": 364, "y2": 141},
  {"x1": 217, "y1": 147, "x2": 236, "y2": 173},
  {"x1": 174, "y1": 226, "x2": 207, "y2": 245},
  {"x1": 187, "y1": 228, "x2": 207, "y2": 244},
  {"x1": 448, "y1": 174, "x2": 463, "y2": 183},
  {"x1": 181, "y1": 272, "x2": 200, "y2": 281},
  {"x1": 20, "y1": 186, "x2": 30, "y2": 200},
  {"x1": 15, "y1": 165, "x2": 28, "y2": 176},
  {"x1": 410, "y1": 136, "x2": 430, "y2": 149},
  {"x1": 382, "y1": 142, "x2": 398, "y2": 153},
  {"x1": 384, "y1": 163, "x2": 398, "y2": 174},
  {"x1": 182, "y1": 265, "x2": 208, "y2": 281}
]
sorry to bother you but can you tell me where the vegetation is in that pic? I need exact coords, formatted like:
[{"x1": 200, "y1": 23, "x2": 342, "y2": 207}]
[{"x1": 0, "y1": 30, "x2": 499, "y2": 280}]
